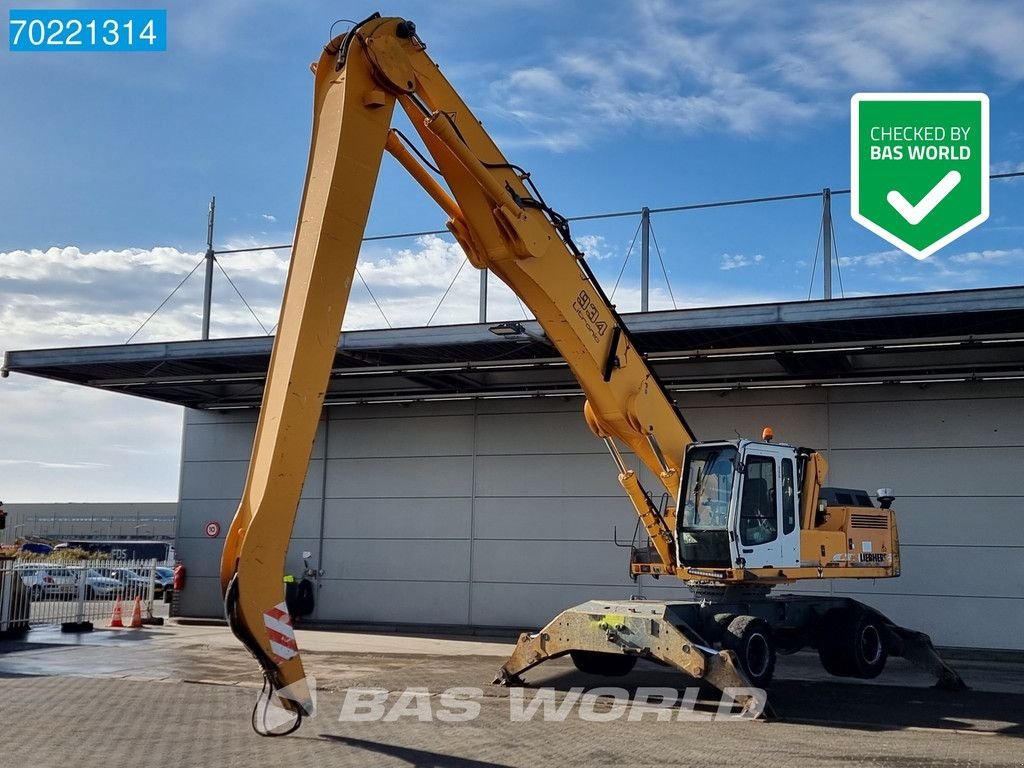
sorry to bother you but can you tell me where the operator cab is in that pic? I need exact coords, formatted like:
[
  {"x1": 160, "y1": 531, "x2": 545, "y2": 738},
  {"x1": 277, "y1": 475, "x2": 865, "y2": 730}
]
[{"x1": 676, "y1": 438, "x2": 801, "y2": 571}]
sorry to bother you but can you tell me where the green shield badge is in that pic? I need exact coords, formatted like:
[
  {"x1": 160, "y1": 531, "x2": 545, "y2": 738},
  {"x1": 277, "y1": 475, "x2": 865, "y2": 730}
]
[{"x1": 851, "y1": 93, "x2": 989, "y2": 260}]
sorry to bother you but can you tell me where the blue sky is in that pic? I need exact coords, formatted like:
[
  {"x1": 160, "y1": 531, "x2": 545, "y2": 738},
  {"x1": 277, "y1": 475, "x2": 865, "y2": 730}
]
[{"x1": 2, "y1": 0, "x2": 1023, "y2": 503}]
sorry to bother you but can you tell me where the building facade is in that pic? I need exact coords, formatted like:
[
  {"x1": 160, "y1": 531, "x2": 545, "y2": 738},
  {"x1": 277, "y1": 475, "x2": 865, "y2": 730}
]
[
  {"x1": 176, "y1": 380, "x2": 1024, "y2": 650},
  {"x1": 2, "y1": 501, "x2": 177, "y2": 544},
  {"x1": 7, "y1": 287, "x2": 1023, "y2": 651}
]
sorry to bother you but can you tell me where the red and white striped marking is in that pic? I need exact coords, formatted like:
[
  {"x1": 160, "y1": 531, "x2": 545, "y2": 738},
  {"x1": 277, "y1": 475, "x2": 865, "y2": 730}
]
[{"x1": 263, "y1": 602, "x2": 298, "y2": 662}]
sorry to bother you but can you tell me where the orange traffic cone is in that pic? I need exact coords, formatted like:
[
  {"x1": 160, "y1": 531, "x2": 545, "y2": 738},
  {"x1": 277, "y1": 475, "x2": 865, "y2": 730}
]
[
  {"x1": 128, "y1": 596, "x2": 144, "y2": 629},
  {"x1": 108, "y1": 598, "x2": 124, "y2": 628}
]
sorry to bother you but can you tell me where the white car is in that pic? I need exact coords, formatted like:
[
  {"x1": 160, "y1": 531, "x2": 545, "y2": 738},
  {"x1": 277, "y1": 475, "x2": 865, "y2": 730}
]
[
  {"x1": 84, "y1": 570, "x2": 123, "y2": 599},
  {"x1": 100, "y1": 568, "x2": 155, "y2": 598},
  {"x1": 18, "y1": 566, "x2": 78, "y2": 600}
]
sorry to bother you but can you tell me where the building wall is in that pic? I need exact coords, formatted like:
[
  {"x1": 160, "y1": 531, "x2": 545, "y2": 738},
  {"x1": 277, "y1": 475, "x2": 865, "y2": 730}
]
[
  {"x1": 2, "y1": 501, "x2": 177, "y2": 543},
  {"x1": 176, "y1": 381, "x2": 1024, "y2": 650}
]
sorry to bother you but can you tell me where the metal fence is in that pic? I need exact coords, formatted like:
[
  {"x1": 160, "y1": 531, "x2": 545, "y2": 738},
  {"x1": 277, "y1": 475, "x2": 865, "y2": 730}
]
[{"x1": 0, "y1": 558, "x2": 168, "y2": 632}]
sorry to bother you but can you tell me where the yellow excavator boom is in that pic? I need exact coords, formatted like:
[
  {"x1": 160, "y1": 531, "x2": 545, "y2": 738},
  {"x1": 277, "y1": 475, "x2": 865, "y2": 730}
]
[{"x1": 220, "y1": 14, "x2": 700, "y2": 716}]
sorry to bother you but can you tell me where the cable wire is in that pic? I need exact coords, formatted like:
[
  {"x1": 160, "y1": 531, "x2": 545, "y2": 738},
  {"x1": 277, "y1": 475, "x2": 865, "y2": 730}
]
[
  {"x1": 211, "y1": 171, "x2": 1024, "y2": 255},
  {"x1": 215, "y1": 260, "x2": 271, "y2": 335},
  {"x1": 832, "y1": 222, "x2": 845, "y2": 298},
  {"x1": 426, "y1": 257, "x2": 468, "y2": 326},
  {"x1": 356, "y1": 267, "x2": 392, "y2": 328},
  {"x1": 807, "y1": 219, "x2": 823, "y2": 301},
  {"x1": 195, "y1": 170, "x2": 1024, "y2": 331},
  {"x1": 610, "y1": 218, "x2": 643, "y2": 301},
  {"x1": 124, "y1": 255, "x2": 206, "y2": 344},
  {"x1": 514, "y1": 295, "x2": 530, "y2": 320},
  {"x1": 251, "y1": 675, "x2": 302, "y2": 737},
  {"x1": 648, "y1": 219, "x2": 678, "y2": 310}
]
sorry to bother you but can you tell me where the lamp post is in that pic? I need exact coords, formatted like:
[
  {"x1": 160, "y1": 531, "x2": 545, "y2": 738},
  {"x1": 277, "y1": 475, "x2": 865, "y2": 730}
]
[{"x1": 8, "y1": 524, "x2": 24, "y2": 546}]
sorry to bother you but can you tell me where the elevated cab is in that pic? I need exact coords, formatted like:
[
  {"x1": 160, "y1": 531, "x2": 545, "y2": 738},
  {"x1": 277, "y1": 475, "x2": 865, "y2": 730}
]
[{"x1": 674, "y1": 439, "x2": 899, "y2": 583}]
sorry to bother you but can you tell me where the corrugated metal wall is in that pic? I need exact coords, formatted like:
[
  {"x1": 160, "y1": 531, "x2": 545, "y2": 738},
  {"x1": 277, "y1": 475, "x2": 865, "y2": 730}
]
[{"x1": 176, "y1": 381, "x2": 1024, "y2": 650}]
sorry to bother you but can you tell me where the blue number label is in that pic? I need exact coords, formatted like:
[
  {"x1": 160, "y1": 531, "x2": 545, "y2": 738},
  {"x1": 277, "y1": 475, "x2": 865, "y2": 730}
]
[{"x1": 9, "y1": 9, "x2": 166, "y2": 51}]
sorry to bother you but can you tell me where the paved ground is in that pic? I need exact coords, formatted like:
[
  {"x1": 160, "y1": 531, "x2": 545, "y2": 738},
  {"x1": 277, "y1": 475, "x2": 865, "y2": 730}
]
[{"x1": 1, "y1": 622, "x2": 1022, "y2": 767}]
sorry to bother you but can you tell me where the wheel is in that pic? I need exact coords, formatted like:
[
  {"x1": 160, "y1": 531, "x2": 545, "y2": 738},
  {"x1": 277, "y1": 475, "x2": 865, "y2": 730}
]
[
  {"x1": 30, "y1": 585, "x2": 44, "y2": 601},
  {"x1": 723, "y1": 615, "x2": 776, "y2": 687},
  {"x1": 845, "y1": 611, "x2": 888, "y2": 679},
  {"x1": 816, "y1": 608, "x2": 888, "y2": 679},
  {"x1": 711, "y1": 613, "x2": 737, "y2": 641},
  {"x1": 85, "y1": 587, "x2": 96, "y2": 601},
  {"x1": 569, "y1": 651, "x2": 638, "y2": 677}
]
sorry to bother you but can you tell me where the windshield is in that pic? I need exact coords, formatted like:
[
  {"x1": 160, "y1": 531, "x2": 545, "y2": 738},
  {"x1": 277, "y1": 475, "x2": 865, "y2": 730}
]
[{"x1": 681, "y1": 445, "x2": 738, "y2": 530}]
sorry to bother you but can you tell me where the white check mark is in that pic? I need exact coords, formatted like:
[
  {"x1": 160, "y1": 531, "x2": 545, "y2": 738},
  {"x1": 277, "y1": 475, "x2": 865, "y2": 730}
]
[{"x1": 886, "y1": 170, "x2": 961, "y2": 225}]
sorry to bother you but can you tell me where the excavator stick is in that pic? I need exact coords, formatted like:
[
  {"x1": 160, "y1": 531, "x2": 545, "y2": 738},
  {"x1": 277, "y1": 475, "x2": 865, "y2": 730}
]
[
  {"x1": 219, "y1": 18, "x2": 400, "y2": 721},
  {"x1": 494, "y1": 600, "x2": 766, "y2": 718}
]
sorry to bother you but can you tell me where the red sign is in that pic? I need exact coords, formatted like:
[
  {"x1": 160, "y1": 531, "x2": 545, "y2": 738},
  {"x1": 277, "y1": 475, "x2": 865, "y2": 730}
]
[{"x1": 205, "y1": 521, "x2": 221, "y2": 538}]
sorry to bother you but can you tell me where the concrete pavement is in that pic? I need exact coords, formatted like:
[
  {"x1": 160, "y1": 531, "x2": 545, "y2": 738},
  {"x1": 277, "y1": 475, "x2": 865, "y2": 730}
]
[{"x1": 0, "y1": 621, "x2": 1021, "y2": 767}]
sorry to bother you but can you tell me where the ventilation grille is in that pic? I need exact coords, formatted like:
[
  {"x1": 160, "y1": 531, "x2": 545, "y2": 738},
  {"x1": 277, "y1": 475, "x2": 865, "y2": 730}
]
[{"x1": 851, "y1": 514, "x2": 889, "y2": 529}]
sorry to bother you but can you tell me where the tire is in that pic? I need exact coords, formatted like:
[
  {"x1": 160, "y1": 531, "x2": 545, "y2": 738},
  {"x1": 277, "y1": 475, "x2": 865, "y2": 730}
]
[
  {"x1": 85, "y1": 587, "x2": 96, "y2": 601},
  {"x1": 723, "y1": 615, "x2": 776, "y2": 687},
  {"x1": 569, "y1": 650, "x2": 638, "y2": 677},
  {"x1": 816, "y1": 608, "x2": 888, "y2": 679},
  {"x1": 711, "y1": 613, "x2": 737, "y2": 644},
  {"x1": 845, "y1": 611, "x2": 888, "y2": 679},
  {"x1": 30, "y1": 585, "x2": 44, "y2": 601}
]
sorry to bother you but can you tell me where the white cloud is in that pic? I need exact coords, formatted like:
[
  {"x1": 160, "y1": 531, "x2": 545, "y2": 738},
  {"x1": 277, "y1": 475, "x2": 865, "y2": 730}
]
[
  {"x1": 947, "y1": 248, "x2": 1024, "y2": 264},
  {"x1": 483, "y1": 0, "x2": 1024, "y2": 149},
  {"x1": 346, "y1": 235, "x2": 534, "y2": 328},
  {"x1": 576, "y1": 234, "x2": 615, "y2": 262},
  {"x1": 1, "y1": 227, "x2": 1014, "y2": 501},
  {"x1": 838, "y1": 249, "x2": 905, "y2": 269},
  {"x1": 0, "y1": 459, "x2": 110, "y2": 470},
  {"x1": 0, "y1": 244, "x2": 288, "y2": 350},
  {"x1": 991, "y1": 160, "x2": 1024, "y2": 178},
  {"x1": 834, "y1": 244, "x2": 1024, "y2": 292},
  {"x1": 720, "y1": 253, "x2": 764, "y2": 270},
  {"x1": 0, "y1": 246, "x2": 200, "y2": 281},
  {"x1": 0, "y1": 237, "x2": 534, "y2": 352},
  {"x1": 261, "y1": 213, "x2": 277, "y2": 223},
  {"x1": 0, "y1": 377, "x2": 182, "y2": 502}
]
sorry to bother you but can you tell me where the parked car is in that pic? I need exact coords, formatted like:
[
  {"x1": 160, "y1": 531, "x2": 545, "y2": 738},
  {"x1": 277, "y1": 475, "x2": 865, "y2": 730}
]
[
  {"x1": 101, "y1": 568, "x2": 159, "y2": 598},
  {"x1": 154, "y1": 567, "x2": 174, "y2": 594},
  {"x1": 84, "y1": 569, "x2": 123, "y2": 600},
  {"x1": 18, "y1": 566, "x2": 78, "y2": 600}
]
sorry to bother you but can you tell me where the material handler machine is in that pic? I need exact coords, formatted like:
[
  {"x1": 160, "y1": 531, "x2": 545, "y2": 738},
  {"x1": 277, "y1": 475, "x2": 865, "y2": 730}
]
[{"x1": 220, "y1": 14, "x2": 963, "y2": 729}]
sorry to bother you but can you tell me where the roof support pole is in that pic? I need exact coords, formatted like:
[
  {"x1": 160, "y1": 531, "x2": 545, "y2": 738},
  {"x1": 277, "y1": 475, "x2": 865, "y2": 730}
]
[
  {"x1": 202, "y1": 196, "x2": 216, "y2": 340},
  {"x1": 822, "y1": 188, "x2": 832, "y2": 301},
  {"x1": 641, "y1": 206, "x2": 651, "y2": 312},
  {"x1": 479, "y1": 269, "x2": 487, "y2": 323}
]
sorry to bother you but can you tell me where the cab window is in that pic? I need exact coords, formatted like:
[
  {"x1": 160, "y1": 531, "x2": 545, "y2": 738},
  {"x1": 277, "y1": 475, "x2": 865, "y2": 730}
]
[
  {"x1": 782, "y1": 458, "x2": 796, "y2": 535},
  {"x1": 740, "y1": 455, "x2": 778, "y2": 545}
]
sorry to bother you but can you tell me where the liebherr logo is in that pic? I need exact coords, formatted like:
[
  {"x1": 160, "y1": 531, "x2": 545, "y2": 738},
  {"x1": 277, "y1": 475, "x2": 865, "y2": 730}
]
[
  {"x1": 573, "y1": 290, "x2": 608, "y2": 342},
  {"x1": 859, "y1": 552, "x2": 888, "y2": 563}
]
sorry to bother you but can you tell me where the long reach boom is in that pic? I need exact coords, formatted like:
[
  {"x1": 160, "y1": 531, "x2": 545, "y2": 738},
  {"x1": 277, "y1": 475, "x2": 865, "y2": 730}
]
[{"x1": 220, "y1": 13, "x2": 697, "y2": 720}]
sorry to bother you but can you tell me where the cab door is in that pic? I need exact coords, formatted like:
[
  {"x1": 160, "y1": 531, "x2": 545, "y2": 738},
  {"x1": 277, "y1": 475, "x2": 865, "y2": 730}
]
[{"x1": 734, "y1": 446, "x2": 800, "y2": 569}]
